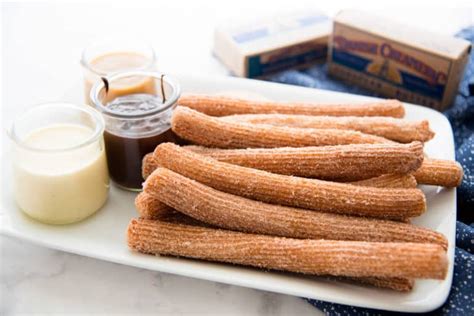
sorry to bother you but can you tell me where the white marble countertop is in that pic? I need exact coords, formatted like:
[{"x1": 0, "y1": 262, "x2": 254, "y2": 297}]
[{"x1": 1, "y1": 2, "x2": 471, "y2": 315}]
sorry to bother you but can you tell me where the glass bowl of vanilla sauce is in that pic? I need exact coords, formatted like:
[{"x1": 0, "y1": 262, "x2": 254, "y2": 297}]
[{"x1": 9, "y1": 103, "x2": 109, "y2": 224}]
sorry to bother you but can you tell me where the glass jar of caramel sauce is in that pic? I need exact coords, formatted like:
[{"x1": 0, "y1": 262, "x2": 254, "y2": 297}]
[
  {"x1": 90, "y1": 71, "x2": 180, "y2": 191},
  {"x1": 81, "y1": 40, "x2": 157, "y2": 105}
]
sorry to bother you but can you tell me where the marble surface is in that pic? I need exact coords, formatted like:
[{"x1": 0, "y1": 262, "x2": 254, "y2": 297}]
[
  {"x1": 1, "y1": 236, "x2": 318, "y2": 315},
  {"x1": 1, "y1": 2, "x2": 471, "y2": 315}
]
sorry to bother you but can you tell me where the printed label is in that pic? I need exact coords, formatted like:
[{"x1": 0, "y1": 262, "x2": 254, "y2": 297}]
[
  {"x1": 331, "y1": 26, "x2": 451, "y2": 101},
  {"x1": 247, "y1": 41, "x2": 327, "y2": 77}
]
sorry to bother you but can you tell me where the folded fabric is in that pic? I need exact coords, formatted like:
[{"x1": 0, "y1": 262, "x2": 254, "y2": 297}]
[{"x1": 267, "y1": 26, "x2": 474, "y2": 315}]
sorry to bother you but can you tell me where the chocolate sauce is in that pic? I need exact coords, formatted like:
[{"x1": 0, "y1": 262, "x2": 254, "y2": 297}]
[
  {"x1": 102, "y1": 94, "x2": 179, "y2": 190},
  {"x1": 104, "y1": 129, "x2": 177, "y2": 189}
]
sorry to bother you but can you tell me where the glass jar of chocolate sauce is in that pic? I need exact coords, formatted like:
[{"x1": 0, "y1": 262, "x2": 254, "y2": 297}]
[{"x1": 90, "y1": 71, "x2": 180, "y2": 191}]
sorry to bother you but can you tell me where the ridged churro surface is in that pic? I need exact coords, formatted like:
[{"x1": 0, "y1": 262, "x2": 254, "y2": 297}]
[
  {"x1": 127, "y1": 218, "x2": 447, "y2": 279},
  {"x1": 172, "y1": 107, "x2": 392, "y2": 149},
  {"x1": 414, "y1": 158, "x2": 464, "y2": 187},
  {"x1": 142, "y1": 150, "x2": 418, "y2": 188},
  {"x1": 223, "y1": 114, "x2": 433, "y2": 143},
  {"x1": 134, "y1": 193, "x2": 172, "y2": 220},
  {"x1": 178, "y1": 94, "x2": 405, "y2": 118},
  {"x1": 142, "y1": 145, "x2": 423, "y2": 188},
  {"x1": 162, "y1": 142, "x2": 423, "y2": 180},
  {"x1": 144, "y1": 168, "x2": 446, "y2": 248},
  {"x1": 132, "y1": 200, "x2": 415, "y2": 291},
  {"x1": 143, "y1": 148, "x2": 462, "y2": 188},
  {"x1": 153, "y1": 143, "x2": 426, "y2": 219},
  {"x1": 142, "y1": 153, "x2": 158, "y2": 180},
  {"x1": 137, "y1": 173, "x2": 416, "y2": 224},
  {"x1": 351, "y1": 174, "x2": 417, "y2": 188},
  {"x1": 135, "y1": 192, "x2": 209, "y2": 226},
  {"x1": 138, "y1": 173, "x2": 415, "y2": 223}
]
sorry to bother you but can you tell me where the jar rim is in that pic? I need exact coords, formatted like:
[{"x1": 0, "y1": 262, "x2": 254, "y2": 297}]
[
  {"x1": 9, "y1": 103, "x2": 105, "y2": 153},
  {"x1": 90, "y1": 71, "x2": 181, "y2": 119}
]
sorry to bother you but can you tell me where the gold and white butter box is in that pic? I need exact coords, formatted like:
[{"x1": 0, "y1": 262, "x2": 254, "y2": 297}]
[
  {"x1": 328, "y1": 10, "x2": 471, "y2": 111},
  {"x1": 213, "y1": 11, "x2": 331, "y2": 78}
]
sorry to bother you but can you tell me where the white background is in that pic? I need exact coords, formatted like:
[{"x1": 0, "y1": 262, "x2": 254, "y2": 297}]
[{"x1": 1, "y1": 1, "x2": 473, "y2": 315}]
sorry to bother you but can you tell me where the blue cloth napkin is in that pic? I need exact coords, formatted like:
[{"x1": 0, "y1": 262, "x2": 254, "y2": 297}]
[{"x1": 268, "y1": 27, "x2": 474, "y2": 315}]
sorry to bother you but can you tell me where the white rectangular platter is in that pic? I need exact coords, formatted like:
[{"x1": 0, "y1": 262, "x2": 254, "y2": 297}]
[{"x1": 0, "y1": 74, "x2": 456, "y2": 313}]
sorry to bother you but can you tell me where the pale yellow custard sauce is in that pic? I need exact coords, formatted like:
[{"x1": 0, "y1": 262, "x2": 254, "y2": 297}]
[{"x1": 13, "y1": 124, "x2": 109, "y2": 224}]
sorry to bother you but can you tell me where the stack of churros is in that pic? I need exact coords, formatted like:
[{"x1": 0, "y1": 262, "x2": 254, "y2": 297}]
[{"x1": 127, "y1": 93, "x2": 463, "y2": 292}]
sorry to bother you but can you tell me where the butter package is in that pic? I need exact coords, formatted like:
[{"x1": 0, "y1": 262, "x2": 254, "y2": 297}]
[
  {"x1": 213, "y1": 11, "x2": 331, "y2": 78},
  {"x1": 328, "y1": 10, "x2": 471, "y2": 111}
]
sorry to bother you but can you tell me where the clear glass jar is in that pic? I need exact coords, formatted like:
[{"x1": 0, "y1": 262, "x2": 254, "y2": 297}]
[
  {"x1": 8, "y1": 103, "x2": 109, "y2": 224},
  {"x1": 90, "y1": 71, "x2": 181, "y2": 191},
  {"x1": 81, "y1": 39, "x2": 157, "y2": 105}
]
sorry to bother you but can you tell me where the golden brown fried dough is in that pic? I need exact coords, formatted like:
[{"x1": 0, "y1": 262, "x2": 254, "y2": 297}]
[
  {"x1": 351, "y1": 174, "x2": 417, "y2": 188},
  {"x1": 134, "y1": 193, "x2": 172, "y2": 220},
  {"x1": 165, "y1": 142, "x2": 423, "y2": 180},
  {"x1": 142, "y1": 146, "x2": 423, "y2": 188},
  {"x1": 132, "y1": 202, "x2": 415, "y2": 291},
  {"x1": 153, "y1": 143, "x2": 426, "y2": 219},
  {"x1": 127, "y1": 218, "x2": 447, "y2": 279},
  {"x1": 138, "y1": 172, "x2": 415, "y2": 223},
  {"x1": 171, "y1": 107, "x2": 392, "y2": 149},
  {"x1": 135, "y1": 192, "x2": 208, "y2": 226},
  {"x1": 142, "y1": 153, "x2": 159, "y2": 180},
  {"x1": 178, "y1": 94, "x2": 405, "y2": 118},
  {"x1": 143, "y1": 168, "x2": 446, "y2": 248},
  {"x1": 414, "y1": 158, "x2": 464, "y2": 187},
  {"x1": 144, "y1": 147, "x2": 461, "y2": 188},
  {"x1": 223, "y1": 114, "x2": 433, "y2": 143}
]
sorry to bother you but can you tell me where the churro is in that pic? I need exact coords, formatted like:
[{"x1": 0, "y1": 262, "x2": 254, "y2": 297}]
[
  {"x1": 164, "y1": 145, "x2": 462, "y2": 189},
  {"x1": 144, "y1": 168, "x2": 446, "y2": 248},
  {"x1": 138, "y1": 173, "x2": 414, "y2": 223},
  {"x1": 134, "y1": 193, "x2": 171, "y2": 220},
  {"x1": 134, "y1": 192, "x2": 209, "y2": 226},
  {"x1": 414, "y1": 158, "x2": 463, "y2": 187},
  {"x1": 145, "y1": 142, "x2": 422, "y2": 181},
  {"x1": 222, "y1": 114, "x2": 434, "y2": 143},
  {"x1": 144, "y1": 147, "x2": 462, "y2": 188},
  {"x1": 132, "y1": 201, "x2": 415, "y2": 291},
  {"x1": 172, "y1": 107, "x2": 392, "y2": 149},
  {"x1": 143, "y1": 148, "x2": 419, "y2": 187},
  {"x1": 153, "y1": 143, "x2": 426, "y2": 219},
  {"x1": 184, "y1": 143, "x2": 424, "y2": 181},
  {"x1": 178, "y1": 94, "x2": 405, "y2": 118},
  {"x1": 351, "y1": 174, "x2": 417, "y2": 188},
  {"x1": 127, "y1": 218, "x2": 447, "y2": 279},
  {"x1": 135, "y1": 191, "x2": 169, "y2": 220},
  {"x1": 143, "y1": 153, "x2": 416, "y2": 189},
  {"x1": 137, "y1": 173, "x2": 415, "y2": 222},
  {"x1": 142, "y1": 153, "x2": 159, "y2": 180}
]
